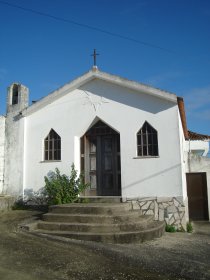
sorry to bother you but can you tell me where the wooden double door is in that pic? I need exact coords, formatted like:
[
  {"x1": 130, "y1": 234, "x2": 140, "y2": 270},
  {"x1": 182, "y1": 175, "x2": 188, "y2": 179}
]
[{"x1": 82, "y1": 121, "x2": 121, "y2": 196}]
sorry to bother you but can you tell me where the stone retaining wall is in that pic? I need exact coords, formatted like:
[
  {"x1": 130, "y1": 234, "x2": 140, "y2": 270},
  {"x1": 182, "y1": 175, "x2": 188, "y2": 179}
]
[{"x1": 125, "y1": 197, "x2": 186, "y2": 229}]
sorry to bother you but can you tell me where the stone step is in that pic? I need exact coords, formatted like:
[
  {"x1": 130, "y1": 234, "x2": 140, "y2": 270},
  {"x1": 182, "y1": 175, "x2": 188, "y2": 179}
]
[
  {"x1": 34, "y1": 221, "x2": 165, "y2": 243},
  {"x1": 23, "y1": 201, "x2": 165, "y2": 243},
  {"x1": 42, "y1": 211, "x2": 146, "y2": 224},
  {"x1": 49, "y1": 203, "x2": 131, "y2": 215},
  {"x1": 37, "y1": 217, "x2": 154, "y2": 233},
  {"x1": 77, "y1": 196, "x2": 122, "y2": 203}
]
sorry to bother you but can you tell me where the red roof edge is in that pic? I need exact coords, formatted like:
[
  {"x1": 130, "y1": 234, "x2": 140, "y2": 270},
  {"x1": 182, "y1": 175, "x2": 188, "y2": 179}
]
[
  {"x1": 188, "y1": 130, "x2": 210, "y2": 141},
  {"x1": 177, "y1": 97, "x2": 189, "y2": 140}
]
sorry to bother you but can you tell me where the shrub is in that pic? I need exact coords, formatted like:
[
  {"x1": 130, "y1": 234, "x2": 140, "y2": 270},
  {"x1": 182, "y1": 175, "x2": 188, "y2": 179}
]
[
  {"x1": 187, "y1": 222, "x2": 193, "y2": 233},
  {"x1": 165, "y1": 224, "x2": 177, "y2": 233},
  {"x1": 12, "y1": 198, "x2": 28, "y2": 210},
  {"x1": 43, "y1": 164, "x2": 89, "y2": 205}
]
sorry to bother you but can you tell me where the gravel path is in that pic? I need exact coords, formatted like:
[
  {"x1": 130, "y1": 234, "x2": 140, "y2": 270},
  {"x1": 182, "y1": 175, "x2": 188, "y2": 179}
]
[{"x1": 0, "y1": 210, "x2": 210, "y2": 280}]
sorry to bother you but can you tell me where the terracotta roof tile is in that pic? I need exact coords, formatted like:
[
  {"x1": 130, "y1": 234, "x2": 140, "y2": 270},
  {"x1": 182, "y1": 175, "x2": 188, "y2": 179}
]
[{"x1": 188, "y1": 130, "x2": 210, "y2": 140}]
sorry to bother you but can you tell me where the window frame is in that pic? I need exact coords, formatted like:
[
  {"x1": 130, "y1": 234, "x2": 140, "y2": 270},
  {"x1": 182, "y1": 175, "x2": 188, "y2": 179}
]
[
  {"x1": 136, "y1": 121, "x2": 159, "y2": 157},
  {"x1": 44, "y1": 129, "x2": 61, "y2": 161}
]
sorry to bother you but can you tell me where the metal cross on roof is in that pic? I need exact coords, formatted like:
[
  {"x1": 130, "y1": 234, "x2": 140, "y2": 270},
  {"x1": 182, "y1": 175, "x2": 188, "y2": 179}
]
[{"x1": 91, "y1": 49, "x2": 99, "y2": 66}]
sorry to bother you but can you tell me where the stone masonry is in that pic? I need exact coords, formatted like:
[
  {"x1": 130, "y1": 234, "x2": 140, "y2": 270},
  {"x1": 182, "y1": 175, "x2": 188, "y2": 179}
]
[{"x1": 125, "y1": 197, "x2": 186, "y2": 230}]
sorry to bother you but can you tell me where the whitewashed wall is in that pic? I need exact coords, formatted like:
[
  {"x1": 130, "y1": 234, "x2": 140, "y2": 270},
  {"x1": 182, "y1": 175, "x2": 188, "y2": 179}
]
[
  {"x1": 185, "y1": 140, "x2": 209, "y2": 156},
  {"x1": 177, "y1": 112, "x2": 189, "y2": 222},
  {"x1": 185, "y1": 153, "x2": 210, "y2": 220},
  {"x1": 4, "y1": 114, "x2": 25, "y2": 196},
  {"x1": 0, "y1": 116, "x2": 5, "y2": 194},
  {"x1": 3, "y1": 84, "x2": 29, "y2": 196},
  {"x1": 23, "y1": 79, "x2": 183, "y2": 198}
]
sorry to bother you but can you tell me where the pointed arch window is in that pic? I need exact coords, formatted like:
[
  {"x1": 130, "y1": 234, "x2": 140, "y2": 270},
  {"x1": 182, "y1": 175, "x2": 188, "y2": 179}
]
[
  {"x1": 44, "y1": 129, "x2": 61, "y2": 160},
  {"x1": 137, "y1": 122, "x2": 158, "y2": 157}
]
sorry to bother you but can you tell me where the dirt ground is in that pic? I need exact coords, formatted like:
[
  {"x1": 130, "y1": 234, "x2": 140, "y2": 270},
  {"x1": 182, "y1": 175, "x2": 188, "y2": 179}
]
[{"x1": 0, "y1": 210, "x2": 210, "y2": 280}]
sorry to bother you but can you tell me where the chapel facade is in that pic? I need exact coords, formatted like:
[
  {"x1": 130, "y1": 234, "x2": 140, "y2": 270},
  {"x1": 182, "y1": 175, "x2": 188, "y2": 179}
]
[{"x1": 0, "y1": 67, "x2": 209, "y2": 228}]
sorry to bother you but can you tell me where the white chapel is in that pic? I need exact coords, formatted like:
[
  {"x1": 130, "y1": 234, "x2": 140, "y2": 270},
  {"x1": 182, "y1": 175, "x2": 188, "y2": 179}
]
[{"x1": 0, "y1": 66, "x2": 209, "y2": 228}]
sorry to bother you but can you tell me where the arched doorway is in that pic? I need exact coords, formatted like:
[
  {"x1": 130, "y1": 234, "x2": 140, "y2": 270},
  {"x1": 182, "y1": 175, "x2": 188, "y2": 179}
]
[{"x1": 81, "y1": 120, "x2": 121, "y2": 196}]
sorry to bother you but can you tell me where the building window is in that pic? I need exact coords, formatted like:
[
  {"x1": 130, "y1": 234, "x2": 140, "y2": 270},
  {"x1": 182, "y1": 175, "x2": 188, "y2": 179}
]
[
  {"x1": 44, "y1": 129, "x2": 61, "y2": 160},
  {"x1": 12, "y1": 84, "x2": 19, "y2": 105},
  {"x1": 137, "y1": 122, "x2": 158, "y2": 157}
]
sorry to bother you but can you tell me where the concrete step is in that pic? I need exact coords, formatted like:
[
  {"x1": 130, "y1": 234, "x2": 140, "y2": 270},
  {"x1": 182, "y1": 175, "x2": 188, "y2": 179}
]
[
  {"x1": 42, "y1": 211, "x2": 146, "y2": 224},
  {"x1": 34, "y1": 221, "x2": 165, "y2": 243},
  {"x1": 37, "y1": 217, "x2": 154, "y2": 233},
  {"x1": 24, "y1": 201, "x2": 165, "y2": 243},
  {"x1": 49, "y1": 203, "x2": 131, "y2": 215},
  {"x1": 77, "y1": 196, "x2": 122, "y2": 203}
]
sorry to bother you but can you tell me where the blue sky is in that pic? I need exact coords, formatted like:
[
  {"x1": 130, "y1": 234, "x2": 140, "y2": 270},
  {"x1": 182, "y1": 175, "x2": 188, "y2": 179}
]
[{"x1": 0, "y1": 0, "x2": 209, "y2": 135}]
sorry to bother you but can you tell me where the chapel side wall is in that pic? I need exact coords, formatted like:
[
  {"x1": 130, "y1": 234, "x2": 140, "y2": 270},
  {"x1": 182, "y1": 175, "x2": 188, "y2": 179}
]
[{"x1": 0, "y1": 116, "x2": 5, "y2": 194}]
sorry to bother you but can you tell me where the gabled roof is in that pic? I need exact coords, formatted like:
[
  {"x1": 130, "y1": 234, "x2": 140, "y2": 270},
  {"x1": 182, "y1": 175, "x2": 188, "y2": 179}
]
[{"x1": 23, "y1": 67, "x2": 177, "y2": 116}]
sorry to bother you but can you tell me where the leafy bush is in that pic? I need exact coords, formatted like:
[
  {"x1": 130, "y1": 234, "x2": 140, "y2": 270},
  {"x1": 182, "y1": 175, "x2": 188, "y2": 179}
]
[
  {"x1": 187, "y1": 222, "x2": 193, "y2": 233},
  {"x1": 43, "y1": 164, "x2": 89, "y2": 205},
  {"x1": 12, "y1": 198, "x2": 28, "y2": 210},
  {"x1": 165, "y1": 224, "x2": 177, "y2": 233}
]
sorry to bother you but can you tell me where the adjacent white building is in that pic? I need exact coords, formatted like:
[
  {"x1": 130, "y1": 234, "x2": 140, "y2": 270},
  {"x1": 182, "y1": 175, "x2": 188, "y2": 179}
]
[{"x1": 0, "y1": 67, "x2": 209, "y2": 227}]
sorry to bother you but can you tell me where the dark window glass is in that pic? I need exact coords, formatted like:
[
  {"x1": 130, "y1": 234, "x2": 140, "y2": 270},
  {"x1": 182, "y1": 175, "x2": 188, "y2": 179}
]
[
  {"x1": 137, "y1": 146, "x2": 142, "y2": 156},
  {"x1": 44, "y1": 129, "x2": 61, "y2": 160},
  {"x1": 137, "y1": 134, "x2": 141, "y2": 146},
  {"x1": 137, "y1": 122, "x2": 158, "y2": 157},
  {"x1": 153, "y1": 134, "x2": 158, "y2": 144},
  {"x1": 57, "y1": 150, "x2": 61, "y2": 160},
  {"x1": 148, "y1": 134, "x2": 153, "y2": 145},
  {"x1": 148, "y1": 144, "x2": 153, "y2": 155},
  {"x1": 143, "y1": 133, "x2": 146, "y2": 144},
  {"x1": 153, "y1": 145, "x2": 158, "y2": 156},
  {"x1": 143, "y1": 145, "x2": 147, "y2": 155},
  {"x1": 49, "y1": 151, "x2": 53, "y2": 160}
]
